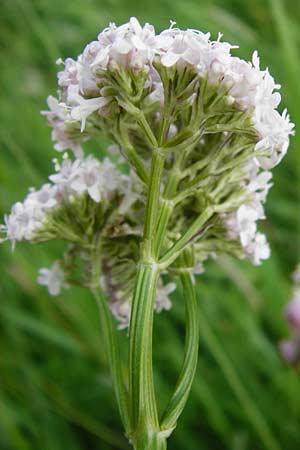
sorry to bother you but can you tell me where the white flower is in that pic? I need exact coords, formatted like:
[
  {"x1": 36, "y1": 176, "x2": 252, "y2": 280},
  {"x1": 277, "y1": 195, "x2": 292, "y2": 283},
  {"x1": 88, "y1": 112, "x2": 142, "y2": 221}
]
[
  {"x1": 223, "y1": 213, "x2": 239, "y2": 241},
  {"x1": 42, "y1": 95, "x2": 84, "y2": 158},
  {"x1": 1, "y1": 200, "x2": 46, "y2": 248},
  {"x1": 37, "y1": 262, "x2": 67, "y2": 296},
  {"x1": 246, "y1": 232, "x2": 270, "y2": 265},
  {"x1": 26, "y1": 184, "x2": 58, "y2": 209},
  {"x1": 94, "y1": 17, "x2": 156, "y2": 69},
  {"x1": 49, "y1": 155, "x2": 81, "y2": 188},
  {"x1": 155, "y1": 279, "x2": 176, "y2": 313},
  {"x1": 77, "y1": 42, "x2": 101, "y2": 94},
  {"x1": 247, "y1": 170, "x2": 272, "y2": 203},
  {"x1": 41, "y1": 95, "x2": 70, "y2": 125},
  {"x1": 0, "y1": 181, "x2": 64, "y2": 247},
  {"x1": 70, "y1": 158, "x2": 103, "y2": 202},
  {"x1": 57, "y1": 58, "x2": 79, "y2": 88},
  {"x1": 106, "y1": 276, "x2": 176, "y2": 329},
  {"x1": 49, "y1": 154, "x2": 121, "y2": 202},
  {"x1": 109, "y1": 300, "x2": 131, "y2": 330},
  {"x1": 222, "y1": 166, "x2": 269, "y2": 253},
  {"x1": 236, "y1": 204, "x2": 258, "y2": 246},
  {"x1": 68, "y1": 87, "x2": 111, "y2": 132},
  {"x1": 255, "y1": 108, "x2": 294, "y2": 169},
  {"x1": 52, "y1": 127, "x2": 84, "y2": 159},
  {"x1": 70, "y1": 156, "x2": 119, "y2": 202},
  {"x1": 127, "y1": 17, "x2": 156, "y2": 68}
]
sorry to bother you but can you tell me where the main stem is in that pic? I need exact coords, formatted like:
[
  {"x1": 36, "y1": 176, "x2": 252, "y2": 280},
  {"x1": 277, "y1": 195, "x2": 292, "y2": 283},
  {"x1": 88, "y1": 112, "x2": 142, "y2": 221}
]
[
  {"x1": 129, "y1": 147, "x2": 166, "y2": 449},
  {"x1": 129, "y1": 263, "x2": 164, "y2": 449}
]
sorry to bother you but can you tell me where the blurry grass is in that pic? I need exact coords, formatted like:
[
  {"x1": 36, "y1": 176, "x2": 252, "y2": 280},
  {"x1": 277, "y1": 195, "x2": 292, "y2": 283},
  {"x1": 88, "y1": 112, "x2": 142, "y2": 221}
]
[{"x1": 1, "y1": 0, "x2": 300, "y2": 449}]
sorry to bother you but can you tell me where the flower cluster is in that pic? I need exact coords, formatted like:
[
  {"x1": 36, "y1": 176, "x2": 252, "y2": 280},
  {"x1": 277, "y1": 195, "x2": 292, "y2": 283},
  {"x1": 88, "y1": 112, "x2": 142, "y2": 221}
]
[
  {"x1": 279, "y1": 264, "x2": 300, "y2": 366},
  {"x1": 223, "y1": 161, "x2": 272, "y2": 265},
  {"x1": 2, "y1": 17, "x2": 294, "y2": 332},
  {"x1": 106, "y1": 276, "x2": 176, "y2": 330},
  {"x1": 44, "y1": 17, "x2": 293, "y2": 169},
  {"x1": 41, "y1": 17, "x2": 294, "y2": 270},
  {"x1": 1, "y1": 145, "x2": 176, "y2": 327},
  {"x1": 0, "y1": 154, "x2": 127, "y2": 247}
]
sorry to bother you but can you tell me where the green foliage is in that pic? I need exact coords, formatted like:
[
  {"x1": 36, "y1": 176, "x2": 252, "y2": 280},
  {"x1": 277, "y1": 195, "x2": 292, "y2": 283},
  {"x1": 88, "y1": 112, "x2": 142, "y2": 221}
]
[{"x1": 0, "y1": 0, "x2": 299, "y2": 449}]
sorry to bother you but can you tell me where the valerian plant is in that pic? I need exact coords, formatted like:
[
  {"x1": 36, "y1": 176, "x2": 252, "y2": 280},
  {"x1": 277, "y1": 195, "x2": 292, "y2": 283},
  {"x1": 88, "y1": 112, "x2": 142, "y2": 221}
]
[{"x1": 1, "y1": 18, "x2": 294, "y2": 450}]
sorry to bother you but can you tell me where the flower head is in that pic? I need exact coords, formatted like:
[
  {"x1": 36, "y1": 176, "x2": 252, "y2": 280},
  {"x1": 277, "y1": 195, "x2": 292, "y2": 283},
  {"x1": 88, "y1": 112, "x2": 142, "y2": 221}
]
[
  {"x1": 44, "y1": 17, "x2": 293, "y2": 175},
  {"x1": 1, "y1": 153, "x2": 135, "y2": 246}
]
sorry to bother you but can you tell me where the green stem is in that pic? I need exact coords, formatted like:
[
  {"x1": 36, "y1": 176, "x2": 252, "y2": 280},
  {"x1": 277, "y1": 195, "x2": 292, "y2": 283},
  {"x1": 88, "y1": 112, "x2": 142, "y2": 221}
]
[
  {"x1": 114, "y1": 126, "x2": 149, "y2": 184},
  {"x1": 90, "y1": 273, "x2": 130, "y2": 433},
  {"x1": 143, "y1": 150, "x2": 166, "y2": 257},
  {"x1": 129, "y1": 110, "x2": 167, "y2": 447},
  {"x1": 89, "y1": 237, "x2": 130, "y2": 432},
  {"x1": 133, "y1": 434, "x2": 167, "y2": 450},
  {"x1": 129, "y1": 263, "x2": 161, "y2": 445},
  {"x1": 159, "y1": 207, "x2": 215, "y2": 268},
  {"x1": 160, "y1": 271, "x2": 200, "y2": 432},
  {"x1": 153, "y1": 153, "x2": 184, "y2": 259},
  {"x1": 135, "y1": 109, "x2": 158, "y2": 148},
  {"x1": 153, "y1": 199, "x2": 173, "y2": 259},
  {"x1": 125, "y1": 145, "x2": 149, "y2": 184}
]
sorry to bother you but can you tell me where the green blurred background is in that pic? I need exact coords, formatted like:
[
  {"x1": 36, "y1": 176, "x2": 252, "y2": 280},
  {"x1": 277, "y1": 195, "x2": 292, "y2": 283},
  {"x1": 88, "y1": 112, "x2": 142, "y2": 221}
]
[{"x1": 1, "y1": 1, "x2": 300, "y2": 449}]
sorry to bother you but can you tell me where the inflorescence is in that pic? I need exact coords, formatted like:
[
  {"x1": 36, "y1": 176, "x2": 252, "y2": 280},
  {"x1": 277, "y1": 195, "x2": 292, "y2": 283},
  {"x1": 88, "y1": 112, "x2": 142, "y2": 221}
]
[{"x1": 1, "y1": 17, "x2": 294, "y2": 328}]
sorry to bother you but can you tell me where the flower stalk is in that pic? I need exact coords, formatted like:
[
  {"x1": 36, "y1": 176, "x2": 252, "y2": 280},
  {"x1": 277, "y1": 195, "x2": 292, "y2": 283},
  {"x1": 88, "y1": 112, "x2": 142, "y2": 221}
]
[
  {"x1": 90, "y1": 241, "x2": 130, "y2": 434},
  {"x1": 161, "y1": 270, "x2": 200, "y2": 432},
  {"x1": 128, "y1": 263, "x2": 161, "y2": 448}
]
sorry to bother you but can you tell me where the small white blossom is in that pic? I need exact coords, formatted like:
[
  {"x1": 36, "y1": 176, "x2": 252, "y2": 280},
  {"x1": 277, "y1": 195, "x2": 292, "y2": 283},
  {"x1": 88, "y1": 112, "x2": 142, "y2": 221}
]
[
  {"x1": 0, "y1": 187, "x2": 57, "y2": 247},
  {"x1": 236, "y1": 205, "x2": 259, "y2": 246},
  {"x1": 37, "y1": 262, "x2": 67, "y2": 296},
  {"x1": 245, "y1": 232, "x2": 270, "y2": 265},
  {"x1": 106, "y1": 276, "x2": 176, "y2": 329},
  {"x1": 155, "y1": 279, "x2": 176, "y2": 313},
  {"x1": 255, "y1": 108, "x2": 295, "y2": 169},
  {"x1": 41, "y1": 95, "x2": 70, "y2": 125},
  {"x1": 26, "y1": 184, "x2": 58, "y2": 209},
  {"x1": 49, "y1": 155, "x2": 81, "y2": 188},
  {"x1": 1, "y1": 203, "x2": 41, "y2": 247},
  {"x1": 70, "y1": 157, "x2": 119, "y2": 202},
  {"x1": 57, "y1": 58, "x2": 79, "y2": 88},
  {"x1": 109, "y1": 300, "x2": 131, "y2": 330},
  {"x1": 68, "y1": 87, "x2": 111, "y2": 132},
  {"x1": 42, "y1": 95, "x2": 84, "y2": 158}
]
